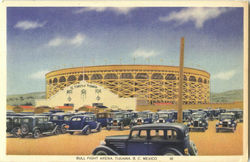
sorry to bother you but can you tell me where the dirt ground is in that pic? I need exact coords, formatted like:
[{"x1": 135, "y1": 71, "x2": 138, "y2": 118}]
[{"x1": 6, "y1": 121, "x2": 243, "y2": 155}]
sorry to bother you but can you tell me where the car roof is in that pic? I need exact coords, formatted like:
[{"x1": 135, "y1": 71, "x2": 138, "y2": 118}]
[
  {"x1": 131, "y1": 123, "x2": 187, "y2": 132},
  {"x1": 21, "y1": 115, "x2": 49, "y2": 119},
  {"x1": 221, "y1": 112, "x2": 235, "y2": 116},
  {"x1": 71, "y1": 115, "x2": 94, "y2": 118},
  {"x1": 51, "y1": 112, "x2": 72, "y2": 116},
  {"x1": 157, "y1": 111, "x2": 173, "y2": 114}
]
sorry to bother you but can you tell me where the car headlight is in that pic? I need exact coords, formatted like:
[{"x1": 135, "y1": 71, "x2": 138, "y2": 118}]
[
  {"x1": 219, "y1": 121, "x2": 222, "y2": 124},
  {"x1": 228, "y1": 122, "x2": 231, "y2": 124},
  {"x1": 199, "y1": 121, "x2": 202, "y2": 124}
]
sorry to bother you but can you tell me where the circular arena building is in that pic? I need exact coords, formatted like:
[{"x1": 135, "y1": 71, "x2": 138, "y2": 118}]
[{"x1": 45, "y1": 65, "x2": 210, "y2": 105}]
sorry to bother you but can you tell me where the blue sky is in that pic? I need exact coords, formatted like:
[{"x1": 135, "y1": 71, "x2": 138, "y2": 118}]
[{"x1": 7, "y1": 7, "x2": 244, "y2": 95}]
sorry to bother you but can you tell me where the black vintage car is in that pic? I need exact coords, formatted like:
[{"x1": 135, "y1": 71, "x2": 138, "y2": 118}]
[
  {"x1": 6, "y1": 116, "x2": 22, "y2": 137},
  {"x1": 92, "y1": 123, "x2": 198, "y2": 155},
  {"x1": 96, "y1": 112, "x2": 112, "y2": 127},
  {"x1": 130, "y1": 111, "x2": 154, "y2": 126},
  {"x1": 216, "y1": 113, "x2": 237, "y2": 132},
  {"x1": 187, "y1": 111, "x2": 208, "y2": 132},
  {"x1": 226, "y1": 108, "x2": 243, "y2": 122},
  {"x1": 49, "y1": 112, "x2": 74, "y2": 133},
  {"x1": 19, "y1": 116, "x2": 59, "y2": 138},
  {"x1": 106, "y1": 112, "x2": 133, "y2": 130}
]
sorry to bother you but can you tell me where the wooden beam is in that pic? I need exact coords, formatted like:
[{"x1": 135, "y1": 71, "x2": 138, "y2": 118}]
[{"x1": 177, "y1": 37, "x2": 185, "y2": 123}]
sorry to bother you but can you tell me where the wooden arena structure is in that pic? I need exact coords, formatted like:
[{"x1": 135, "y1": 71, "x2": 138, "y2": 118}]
[{"x1": 45, "y1": 65, "x2": 210, "y2": 105}]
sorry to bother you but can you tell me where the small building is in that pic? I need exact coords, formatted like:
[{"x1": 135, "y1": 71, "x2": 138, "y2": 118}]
[{"x1": 36, "y1": 81, "x2": 136, "y2": 111}]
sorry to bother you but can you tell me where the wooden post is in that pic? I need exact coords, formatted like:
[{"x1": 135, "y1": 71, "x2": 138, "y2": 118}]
[{"x1": 177, "y1": 37, "x2": 185, "y2": 123}]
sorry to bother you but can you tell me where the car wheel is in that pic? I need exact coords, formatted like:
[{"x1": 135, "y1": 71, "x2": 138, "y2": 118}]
[
  {"x1": 95, "y1": 150, "x2": 109, "y2": 155},
  {"x1": 12, "y1": 127, "x2": 21, "y2": 137},
  {"x1": 216, "y1": 128, "x2": 219, "y2": 133},
  {"x1": 61, "y1": 125, "x2": 67, "y2": 134},
  {"x1": 202, "y1": 127, "x2": 205, "y2": 132},
  {"x1": 163, "y1": 150, "x2": 182, "y2": 156},
  {"x1": 84, "y1": 127, "x2": 91, "y2": 135},
  {"x1": 120, "y1": 123, "x2": 124, "y2": 130},
  {"x1": 33, "y1": 129, "x2": 41, "y2": 138},
  {"x1": 69, "y1": 132, "x2": 74, "y2": 135},
  {"x1": 21, "y1": 124, "x2": 29, "y2": 135},
  {"x1": 188, "y1": 141, "x2": 198, "y2": 155}
]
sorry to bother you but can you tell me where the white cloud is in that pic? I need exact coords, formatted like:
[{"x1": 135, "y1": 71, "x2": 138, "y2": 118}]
[
  {"x1": 47, "y1": 37, "x2": 65, "y2": 47},
  {"x1": 30, "y1": 70, "x2": 50, "y2": 80},
  {"x1": 14, "y1": 20, "x2": 46, "y2": 30},
  {"x1": 132, "y1": 48, "x2": 158, "y2": 58},
  {"x1": 73, "y1": 7, "x2": 135, "y2": 15},
  {"x1": 159, "y1": 8, "x2": 232, "y2": 28},
  {"x1": 212, "y1": 69, "x2": 237, "y2": 80},
  {"x1": 46, "y1": 33, "x2": 86, "y2": 47},
  {"x1": 69, "y1": 33, "x2": 85, "y2": 46}
]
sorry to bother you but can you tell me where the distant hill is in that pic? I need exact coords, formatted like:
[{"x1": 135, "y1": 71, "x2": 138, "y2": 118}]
[
  {"x1": 7, "y1": 89, "x2": 243, "y2": 106},
  {"x1": 7, "y1": 92, "x2": 46, "y2": 106},
  {"x1": 210, "y1": 89, "x2": 243, "y2": 103}
]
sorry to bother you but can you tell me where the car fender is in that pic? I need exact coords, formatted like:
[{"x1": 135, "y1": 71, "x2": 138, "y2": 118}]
[
  {"x1": 51, "y1": 125, "x2": 59, "y2": 133},
  {"x1": 32, "y1": 127, "x2": 41, "y2": 132},
  {"x1": 96, "y1": 122, "x2": 101, "y2": 129},
  {"x1": 82, "y1": 125, "x2": 90, "y2": 132},
  {"x1": 159, "y1": 147, "x2": 183, "y2": 155},
  {"x1": 92, "y1": 145, "x2": 119, "y2": 155}
]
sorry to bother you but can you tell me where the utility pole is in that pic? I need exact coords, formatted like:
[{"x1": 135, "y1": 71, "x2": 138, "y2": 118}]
[{"x1": 177, "y1": 37, "x2": 185, "y2": 123}]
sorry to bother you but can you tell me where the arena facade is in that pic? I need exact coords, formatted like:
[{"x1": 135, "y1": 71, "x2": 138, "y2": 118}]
[{"x1": 45, "y1": 65, "x2": 210, "y2": 105}]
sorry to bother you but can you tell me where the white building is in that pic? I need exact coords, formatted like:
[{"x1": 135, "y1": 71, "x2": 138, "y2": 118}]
[{"x1": 35, "y1": 81, "x2": 136, "y2": 110}]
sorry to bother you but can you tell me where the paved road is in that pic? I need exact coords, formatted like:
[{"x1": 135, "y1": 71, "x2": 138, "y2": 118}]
[{"x1": 6, "y1": 121, "x2": 243, "y2": 155}]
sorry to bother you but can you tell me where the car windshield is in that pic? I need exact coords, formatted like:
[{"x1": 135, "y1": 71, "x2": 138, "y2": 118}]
[
  {"x1": 137, "y1": 113, "x2": 148, "y2": 118},
  {"x1": 72, "y1": 117, "x2": 82, "y2": 121},
  {"x1": 113, "y1": 113, "x2": 123, "y2": 118},
  {"x1": 51, "y1": 116, "x2": 59, "y2": 120},
  {"x1": 221, "y1": 114, "x2": 234, "y2": 120},
  {"x1": 22, "y1": 118, "x2": 32, "y2": 123},
  {"x1": 192, "y1": 114, "x2": 202, "y2": 118},
  {"x1": 64, "y1": 116, "x2": 71, "y2": 121},
  {"x1": 158, "y1": 113, "x2": 171, "y2": 118},
  {"x1": 7, "y1": 118, "x2": 11, "y2": 123}
]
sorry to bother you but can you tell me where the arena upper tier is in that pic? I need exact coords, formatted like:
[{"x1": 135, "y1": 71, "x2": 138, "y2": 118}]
[{"x1": 46, "y1": 65, "x2": 210, "y2": 105}]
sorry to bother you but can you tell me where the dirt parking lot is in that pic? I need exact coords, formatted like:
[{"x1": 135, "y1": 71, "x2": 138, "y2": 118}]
[{"x1": 6, "y1": 121, "x2": 243, "y2": 155}]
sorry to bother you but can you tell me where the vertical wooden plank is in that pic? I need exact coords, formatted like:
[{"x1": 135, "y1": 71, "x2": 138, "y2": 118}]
[{"x1": 177, "y1": 37, "x2": 185, "y2": 123}]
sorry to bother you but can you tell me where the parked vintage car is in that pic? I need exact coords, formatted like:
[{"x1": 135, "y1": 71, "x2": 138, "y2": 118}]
[
  {"x1": 187, "y1": 111, "x2": 208, "y2": 132},
  {"x1": 106, "y1": 112, "x2": 133, "y2": 130},
  {"x1": 92, "y1": 123, "x2": 198, "y2": 155},
  {"x1": 155, "y1": 111, "x2": 175, "y2": 123},
  {"x1": 67, "y1": 115, "x2": 101, "y2": 135},
  {"x1": 6, "y1": 116, "x2": 22, "y2": 137},
  {"x1": 216, "y1": 113, "x2": 237, "y2": 132},
  {"x1": 49, "y1": 112, "x2": 74, "y2": 133},
  {"x1": 19, "y1": 116, "x2": 59, "y2": 138},
  {"x1": 226, "y1": 108, "x2": 243, "y2": 122},
  {"x1": 96, "y1": 112, "x2": 112, "y2": 127},
  {"x1": 130, "y1": 111, "x2": 154, "y2": 126}
]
